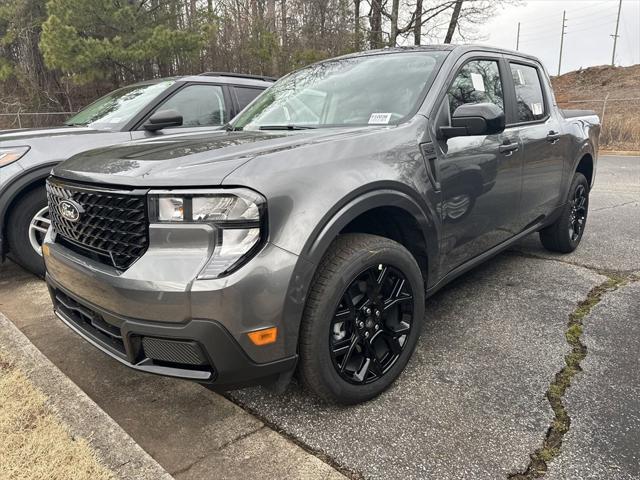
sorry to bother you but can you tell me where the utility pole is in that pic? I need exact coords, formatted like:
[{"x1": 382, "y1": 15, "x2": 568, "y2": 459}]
[
  {"x1": 516, "y1": 22, "x2": 520, "y2": 51},
  {"x1": 611, "y1": 0, "x2": 623, "y2": 66},
  {"x1": 557, "y1": 10, "x2": 566, "y2": 76}
]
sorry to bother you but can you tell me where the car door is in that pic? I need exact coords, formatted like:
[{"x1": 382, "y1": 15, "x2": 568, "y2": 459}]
[
  {"x1": 503, "y1": 59, "x2": 568, "y2": 227},
  {"x1": 130, "y1": 82, "x2": 230, "y2": 139},
  {"x1": 430, "y1": 55, "x2": 524, "y2": 274}
]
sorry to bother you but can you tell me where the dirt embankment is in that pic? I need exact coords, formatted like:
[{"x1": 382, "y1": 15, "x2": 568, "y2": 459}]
[{"x1": 551, "y1": 64, "x2": 640, "y2": 152}]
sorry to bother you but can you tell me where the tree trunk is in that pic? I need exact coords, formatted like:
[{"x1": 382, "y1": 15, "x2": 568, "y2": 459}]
[
  {"x1": 354, "y1": 0, "x2": 361, "y2": 50},
  {"x1": 444, "y1": 0, "x2": 463, "y2": 43},
  {"x1": 413, "y1": 0, "x2": 423, "y2": 45},
  {"x1": 369, "y1": 0, "x2": 383, "y2": 49},
  {"x1": 390, "y1": 0, "x2": 400, "y2": 46}
]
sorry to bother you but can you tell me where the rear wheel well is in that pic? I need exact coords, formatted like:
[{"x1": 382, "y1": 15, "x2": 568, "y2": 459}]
[
  {"x1": 339, "y1": 206, "x2": 428, "y2": 281},
  {"x1": 576, "y1": 154, "x2": 593, "y2": 186}
]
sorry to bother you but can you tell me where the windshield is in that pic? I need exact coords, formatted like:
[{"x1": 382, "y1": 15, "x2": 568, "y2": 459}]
[
  {"x1": 66, "y1": 80, "x2": 175, "y2": 129},
  {"x1": 232, "y1": 51, "x2": 447, "y2": 131}
]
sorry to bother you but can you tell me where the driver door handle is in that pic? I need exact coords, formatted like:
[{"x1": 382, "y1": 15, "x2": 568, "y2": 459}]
[
  {"x1": 547, "y1": 131, "x2": 561, "y2": 143},
  {"x1": 499, "y1": 142, "x2": 519, "y2": 155}
]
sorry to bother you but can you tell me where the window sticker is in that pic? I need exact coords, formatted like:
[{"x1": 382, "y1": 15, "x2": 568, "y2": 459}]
[
  {"x1": 517, "y1": 69, "x2": 525, "y2": 86},
  {"x1": 368, "y1": 113, "x2": 393, "y2": 124},
  {"x1": 471, "y1": 72, "x2": 486, "y2": 92},
  {"x1": 531, "y1": 102, "x2": 543, "y2": 116}
]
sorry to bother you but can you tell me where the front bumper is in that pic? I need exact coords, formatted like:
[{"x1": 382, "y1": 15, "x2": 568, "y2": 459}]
[
  {"x1": 43, "y1": 223, "x2": 312, "y2": 387},
  {"x1": 47, "y1": 275, "x2": 296, "y2": 388}
]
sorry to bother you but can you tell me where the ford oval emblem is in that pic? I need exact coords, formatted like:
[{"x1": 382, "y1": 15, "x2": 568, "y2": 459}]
[{"x1": 59, "y1": 200, "x2": 83, "y2": 222}]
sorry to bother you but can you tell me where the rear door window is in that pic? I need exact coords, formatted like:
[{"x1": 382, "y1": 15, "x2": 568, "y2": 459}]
[
  {"x1": 233, "y1": 87, "x2": 264, "y2": 111},
  {"x1": 509, "y1": 63, "x2": 546, "y2": 122}
]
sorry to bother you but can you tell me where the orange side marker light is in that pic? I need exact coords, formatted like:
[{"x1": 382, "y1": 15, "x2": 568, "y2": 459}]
[{"x1": 248, "y1": 327, "x2": 278, "y2": 346}]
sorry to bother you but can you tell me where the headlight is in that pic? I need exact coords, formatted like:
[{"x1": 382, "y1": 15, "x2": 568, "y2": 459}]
[
  {"x1": 0, "y1": 146, "x2": 30, "y2": 167},
  {"x1": 148, "y1": 188, "x2": 265, "y2": 279}
]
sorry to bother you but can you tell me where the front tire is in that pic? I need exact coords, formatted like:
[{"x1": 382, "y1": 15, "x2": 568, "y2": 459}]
[
  {"x1": 7, "y1": 187, "x2": 49, "y2": 277},
  {"x1": 298, "y1": 233, "x2": 425, "y2": 404},
  {"x1": 539, "y1": 172, "x2": 589, "y2": 253}
]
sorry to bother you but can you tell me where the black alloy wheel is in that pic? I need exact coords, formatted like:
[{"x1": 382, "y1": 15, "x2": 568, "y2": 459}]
[
  {"x1": 569, "y1": 183, "x2": 587, "y2": 242},
  {"x1": 329, "y1": 264, "x2": 414, "y2": 384}
]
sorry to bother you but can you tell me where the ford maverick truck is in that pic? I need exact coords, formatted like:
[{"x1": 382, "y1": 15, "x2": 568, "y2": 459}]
[{"x1": 42, "y1": 45, "x2": 599, "y2": 404}]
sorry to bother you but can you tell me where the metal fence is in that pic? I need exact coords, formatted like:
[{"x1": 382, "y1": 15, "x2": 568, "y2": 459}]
[
  {"x1": 556, "y1": 97, "x2": 640, "y2": 126},
  {"x1": 0, "y1": 112, "x2": 76, "y2": 129}
]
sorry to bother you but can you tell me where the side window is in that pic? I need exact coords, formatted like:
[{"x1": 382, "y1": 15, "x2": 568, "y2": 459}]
[
  {"x1": 447, "y1": 60, "x2": 504, "y2": 118},
  {"x1": 233, "y1": 87, "x2": 264, "y2": 111},
  {"x1": 155, "y1": 84, "x2": 225, "y2": 127},
  {"x1": 510, "y1": 63, "x2": 546, "y2": 122}
]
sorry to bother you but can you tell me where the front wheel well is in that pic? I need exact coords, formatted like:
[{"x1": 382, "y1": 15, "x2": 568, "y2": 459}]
[
  {"x1": 2, "y1": 178, "x2": 48, "y2": 253},
  {"x1": 338, "y1": 206, "x2": 428, "y2": 282},
  {"x1": 576, "y1": 154, "x2": 593, "y2": 186}
]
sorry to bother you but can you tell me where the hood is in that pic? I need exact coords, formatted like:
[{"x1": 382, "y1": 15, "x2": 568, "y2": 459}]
[
  {"x1": 0, "y1": 126, "x2": 107, "y2": 145},
  {"x1": 51, "y1": 126, "x2": 384, "y2": 187}
]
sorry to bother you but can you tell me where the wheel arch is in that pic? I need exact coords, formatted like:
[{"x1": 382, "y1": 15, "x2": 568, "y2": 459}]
[
  {"x1": 279, "y1": 187, "x2": 439, "y2": 360},
  {"x1": 0, "y1": 163, "x2": 55, "y2": 256}
]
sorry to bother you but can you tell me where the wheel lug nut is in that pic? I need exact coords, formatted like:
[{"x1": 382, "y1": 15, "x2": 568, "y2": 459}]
[
  {"x1": 358, "y1": 321, "x2": 364, "y2": 328},
  {"x1": 365, "y1": 308, "x2": 371, "y2": 315},
  {"x1": 374, "y1": 324, "x2": 379, "y2": 330},
  {"x1": 364, "y1": 331, "x2": 369, "y2": 338},
  {"x1": 375, "y1": 310, "x2": 381, "y2": 317}
]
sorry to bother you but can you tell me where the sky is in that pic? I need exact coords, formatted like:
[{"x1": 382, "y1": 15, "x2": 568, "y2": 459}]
[{"x1": 475, "y1": 0, "x2": 640, "y2": 75}]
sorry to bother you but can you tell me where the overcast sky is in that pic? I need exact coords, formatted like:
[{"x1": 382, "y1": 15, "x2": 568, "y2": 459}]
[{"x1": 475, "y1": 0, "x2": 639, "y2": 75}]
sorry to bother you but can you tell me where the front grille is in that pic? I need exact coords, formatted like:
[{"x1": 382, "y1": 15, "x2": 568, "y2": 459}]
[
  {"x1": 54, "y1": 289, "x2": 126, "y2": 357},
  {"x1": 47, "y1": 178, "x2": 148, "y2": 269}
]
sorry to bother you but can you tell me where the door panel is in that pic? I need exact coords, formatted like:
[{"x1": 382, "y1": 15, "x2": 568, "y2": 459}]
[
  {"x1": 433, "y1": 58, "x2": 524, "y2": 274},
  {"x1": 507, "y1": 62, "x2": 566, "y2": 226}
]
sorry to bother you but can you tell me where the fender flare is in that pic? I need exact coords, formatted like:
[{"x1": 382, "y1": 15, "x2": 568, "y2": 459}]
[
  {"x1": 0, "y1": 163, "x2": 57, "y2": 255},
  {"x1": 278, "y1": 188, "x2": 440, "y2": 356}
]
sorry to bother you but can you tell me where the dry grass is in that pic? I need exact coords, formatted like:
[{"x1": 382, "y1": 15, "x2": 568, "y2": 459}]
[
  {"x1": 551, "y1": 64, "x2": 640, "y2": 152},
  {"x1": 0, "y1": 356, "x2": 114, "y2": 480}
]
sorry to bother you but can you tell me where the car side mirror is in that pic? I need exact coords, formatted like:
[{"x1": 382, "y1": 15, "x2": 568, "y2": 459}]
[
  {"x1": 439, "y1": 103, "x2": 505, "y2": 139},
  {"x1": 143, "y1": 109, "x2": 183, "y2": 132}
]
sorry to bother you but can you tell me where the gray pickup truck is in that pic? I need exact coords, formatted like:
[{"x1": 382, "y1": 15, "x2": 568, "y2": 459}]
[
  {"x1": 42, "y1": 45, "x2": 599, "y2": 404},
  {"x1": 0, "y1": 73, "x2": 273, "y2": 276}
]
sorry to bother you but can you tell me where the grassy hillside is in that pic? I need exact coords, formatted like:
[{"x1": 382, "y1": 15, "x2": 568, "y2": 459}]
[{"x1": 551, "y1": 65, "x2": 640, "y2": 151}]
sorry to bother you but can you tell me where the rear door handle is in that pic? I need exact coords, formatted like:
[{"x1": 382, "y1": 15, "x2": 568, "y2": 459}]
[
  {"x1": 547, "y1": 131, "x2": 561, "y2": 143},
  {"x1": 499, "y1": 142, "x2": 519, "y2": 155}
]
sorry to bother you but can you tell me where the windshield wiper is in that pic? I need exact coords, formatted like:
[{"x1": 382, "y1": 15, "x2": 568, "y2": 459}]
[{"x1": 258, "y1": 124, "x2": 317, "y2": 130}]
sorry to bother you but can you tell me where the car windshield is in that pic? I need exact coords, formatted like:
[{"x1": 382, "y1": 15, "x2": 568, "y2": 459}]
[
  {"x1": 65, "y1": 80, "x2": 175, "y2": 129},
  {"x1": 232, "y1": 51, "x2": 447, "y2": 131}
]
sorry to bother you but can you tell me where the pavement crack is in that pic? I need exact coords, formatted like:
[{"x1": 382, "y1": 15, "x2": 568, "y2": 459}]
[
  {"x1": 509, "y1": 274, "x2": 633, "y2": 479},
  {"x1": 170, "y1": 426, "x2": 265, "y2": 476},
  {"x1": 592, "y1": 200, "x2": 639, "y2": 212},
  {"x1": 225, "y1": 392, "x2": 365, "y2": 480}
]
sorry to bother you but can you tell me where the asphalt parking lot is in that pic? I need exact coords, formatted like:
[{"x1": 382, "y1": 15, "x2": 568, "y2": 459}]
[{"x1": 0, "y1": 155, "x2": 638, "y2": 479}]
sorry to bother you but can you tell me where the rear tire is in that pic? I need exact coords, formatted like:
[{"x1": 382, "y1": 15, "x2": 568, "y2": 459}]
[
  {"x1": 298, "y1": 233, "x2": 425, "y2": 405},
  {"x1": 539, "y1": 172, "x2": 589, "y2": 253},
  {"x1": 7, "y1": 187, "x2": 49, "y2": 277}
]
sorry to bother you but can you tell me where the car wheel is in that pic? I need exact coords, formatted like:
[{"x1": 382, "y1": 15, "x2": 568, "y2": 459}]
[
  {"x1": 7, "y1": 187, "x2": 49, "y2": 277},
  {"x1": 539, "y1": 172, "x2": 589, "y2": 253},
  {"x1": 298, "y1": 233, "x2": 425, "y2": 404}
]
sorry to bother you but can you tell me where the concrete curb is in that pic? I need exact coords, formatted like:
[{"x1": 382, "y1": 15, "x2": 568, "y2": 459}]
[{"x1": 0, "y1": 312, "x2": 173, "y2": 480}]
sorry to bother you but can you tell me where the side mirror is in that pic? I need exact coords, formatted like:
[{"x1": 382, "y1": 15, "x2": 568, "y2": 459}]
[
  {"x1": 143, "y1": 109, "x2": 183, "y2": 132},
  {"x1": 439, "y1": 103, "x2": 505, "y2": 139}
]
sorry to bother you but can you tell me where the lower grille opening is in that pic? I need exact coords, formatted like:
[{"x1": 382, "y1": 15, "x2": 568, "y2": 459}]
[
  {"x1": 141, "y1": 337, "x2": 210, "y2": 370},
  {"x1": 54, "y1": 289, "x2": 126, "y2": 357}
]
